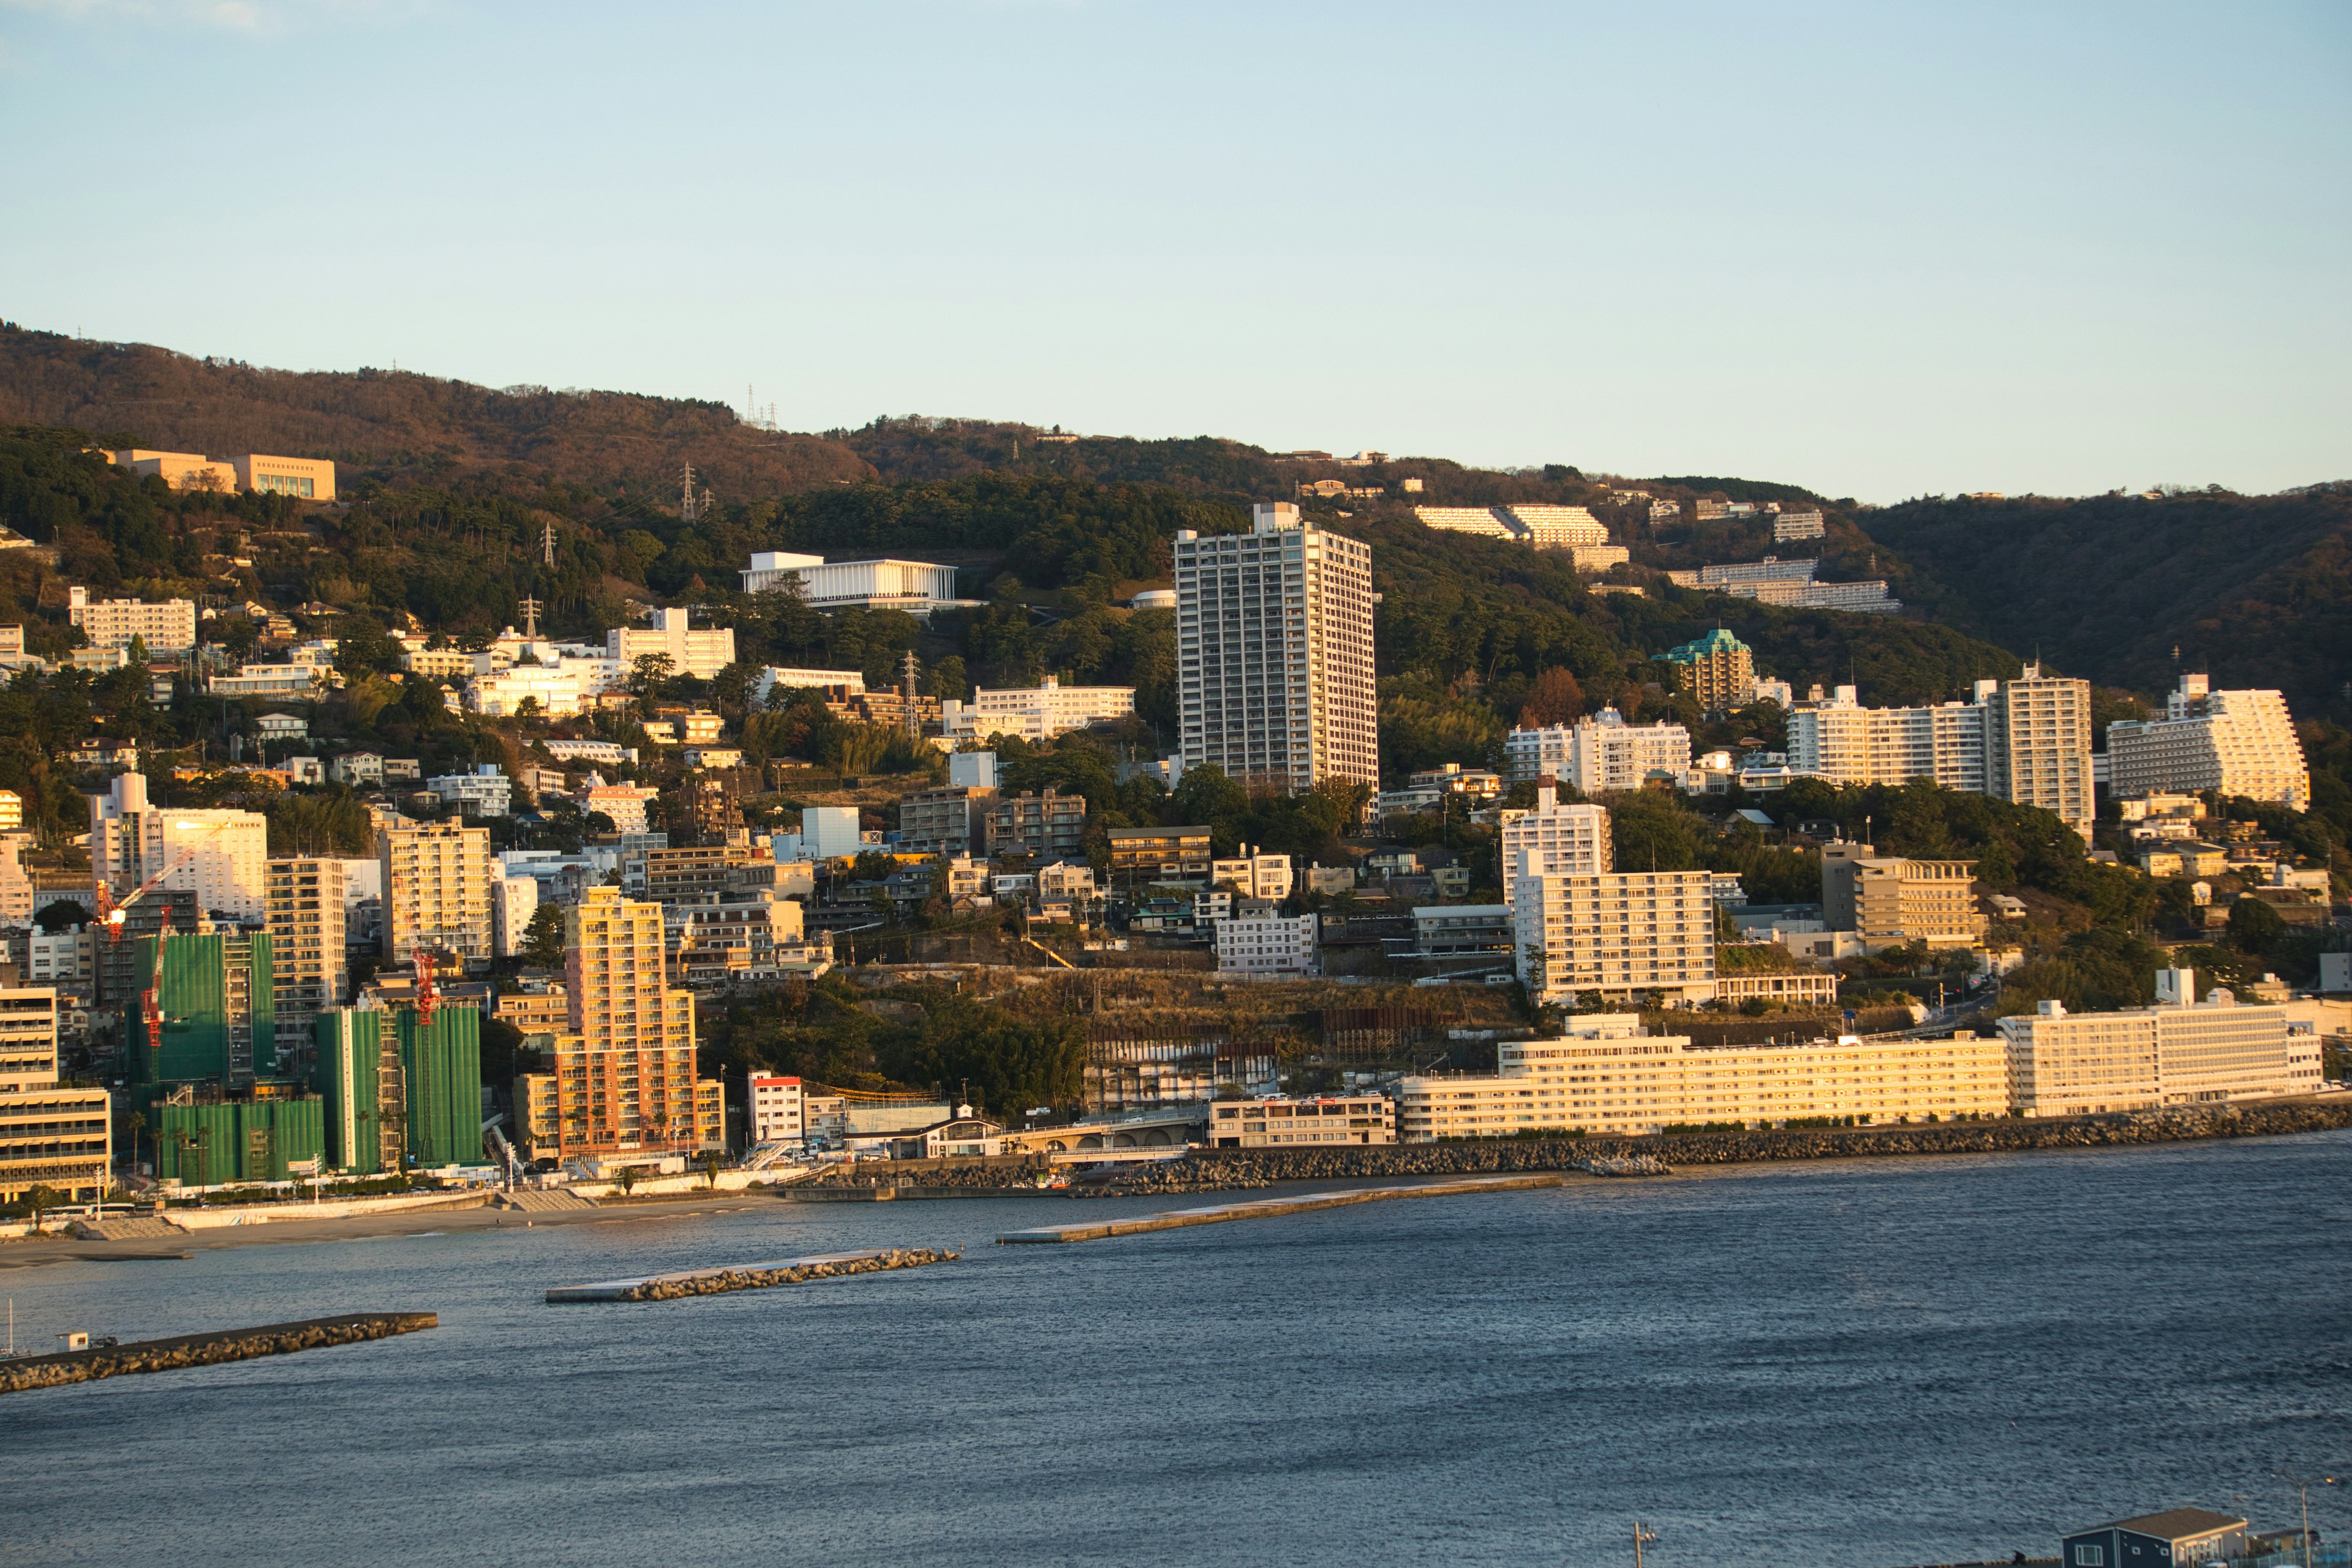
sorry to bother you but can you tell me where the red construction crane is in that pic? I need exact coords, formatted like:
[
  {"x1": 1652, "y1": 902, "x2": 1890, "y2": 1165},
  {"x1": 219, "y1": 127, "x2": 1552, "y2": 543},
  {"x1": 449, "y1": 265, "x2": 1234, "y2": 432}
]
[{"x1": 413, "y1": 949, "x2": 439, "y2": 1026}]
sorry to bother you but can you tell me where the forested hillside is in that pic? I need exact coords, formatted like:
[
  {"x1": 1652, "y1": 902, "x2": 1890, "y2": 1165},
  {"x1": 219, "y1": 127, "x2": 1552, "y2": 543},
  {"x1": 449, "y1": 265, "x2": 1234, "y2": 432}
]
[{"x1": 1855, "y1": 487, "x2": 2352, "y2": 721}]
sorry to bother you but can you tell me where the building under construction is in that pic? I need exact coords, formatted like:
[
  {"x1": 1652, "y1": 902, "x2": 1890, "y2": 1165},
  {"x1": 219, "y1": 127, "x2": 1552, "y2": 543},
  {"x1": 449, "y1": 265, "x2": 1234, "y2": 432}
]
[
  {"x1": 153, "y1": 1096, "x2": 323, "y2": 1186},
  {"x1": 313, "y1": 1003, "x2": 483, "y2": 1175},
  {"x1": 129, "y1": 930, "x2": 280, "y2": 1087}
]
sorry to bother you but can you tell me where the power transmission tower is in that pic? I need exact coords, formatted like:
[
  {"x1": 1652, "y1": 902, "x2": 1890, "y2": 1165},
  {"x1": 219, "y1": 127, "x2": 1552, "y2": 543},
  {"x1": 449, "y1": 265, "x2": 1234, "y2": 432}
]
[
  {"x1": 900, "y1": 649, "x2": 922, "y2": 739},
  {"x1": 679, "y1": 464, "x2": 713, "y2": 522},
  {"x1": 518, "y1": 597, "x2": 542, "y2": 639},
  {"x1": 542, "y1": 520, "x2": 557, "y2": 568}
]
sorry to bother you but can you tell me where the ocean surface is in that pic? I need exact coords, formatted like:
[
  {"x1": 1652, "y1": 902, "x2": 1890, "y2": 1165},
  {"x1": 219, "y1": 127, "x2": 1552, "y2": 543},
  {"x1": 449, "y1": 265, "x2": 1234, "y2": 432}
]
[{"x1": 6, "y1": 1131, "x2": 2350, "y2": 1568}]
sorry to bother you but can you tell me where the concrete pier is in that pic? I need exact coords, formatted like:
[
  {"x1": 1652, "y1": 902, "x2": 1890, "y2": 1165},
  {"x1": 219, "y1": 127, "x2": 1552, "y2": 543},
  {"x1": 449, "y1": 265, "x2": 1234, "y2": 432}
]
[
  {"x1": 546, "y1": 1247, "x2": 957, "y2": 1302},
  {"x1": 996, "y1": 1172, "x2": 1566, "y2": 1244},
  {"x1": 0, "y1": 1313, "x2": 437, "y2": 1395}
]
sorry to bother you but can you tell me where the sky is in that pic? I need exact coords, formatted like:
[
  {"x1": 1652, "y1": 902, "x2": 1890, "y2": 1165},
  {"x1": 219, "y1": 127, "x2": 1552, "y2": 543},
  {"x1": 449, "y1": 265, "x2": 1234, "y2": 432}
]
[{"x1": 2, "y1": 0, "x2": 2348, "y2": 502}]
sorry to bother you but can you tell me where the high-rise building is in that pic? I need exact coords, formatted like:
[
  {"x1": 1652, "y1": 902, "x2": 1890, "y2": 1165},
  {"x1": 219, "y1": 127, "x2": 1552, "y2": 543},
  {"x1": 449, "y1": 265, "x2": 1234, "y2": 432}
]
[
  {"x1": 606, "y1": 606, "x2": 739, "y2": 680},
  {"x1": 0, "y1": 986, "x2": 110, "y2": 1202},
  {"x1": 91, "y1": 773, "x2": 269, "y2": 919},
  {"x1": 67, "y1": 586, "x2": 198, "y2": 654},
  {"x1": 1512, "y1": 866, "x2": 1715, "y2": 1005},
  {"x1": 1983, "y1": 665, "x2": 2094, "y2": 843},
  {"x1": 1820, "y1": 842, "x2": 1987, "y2": 950},
  {"x1": 312, "y1": 1003, "x2": 484, "y2": 1174},
  {"x1": 266, "y1": 858, "x2": 349, "y2": 1063},
  {"x1": 1660, "y1": 628, "x2": 1755, "y2": 711},
  {"x1": 377, "y1": 820, "x2": 494, "y2": 963},
  {"x1": 557, "y1": 885, "x2": 714, "y2": 1158},
  {"x1": 1503, "y1": 708, "x2": 1692, "y2": 790},
  {"x1": 1174, "y1": 502, "x2": 1378, "y2": 791},
  {"x1": 127, "y1": 931, "x2": 281, "y2": 1085},
  {"x1": 1498, "y1": 785, "x2": 1612, "y2": 908},
  {"x1": 2106, "y1": 674, "x2": 2310, "y2": 812}
]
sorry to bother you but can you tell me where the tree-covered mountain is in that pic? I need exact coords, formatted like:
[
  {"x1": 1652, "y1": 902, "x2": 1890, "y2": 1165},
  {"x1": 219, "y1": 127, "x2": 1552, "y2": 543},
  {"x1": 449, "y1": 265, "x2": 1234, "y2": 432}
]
[{"x1": 1853, "y1": 487, "x2": 2352, "y2": 722}]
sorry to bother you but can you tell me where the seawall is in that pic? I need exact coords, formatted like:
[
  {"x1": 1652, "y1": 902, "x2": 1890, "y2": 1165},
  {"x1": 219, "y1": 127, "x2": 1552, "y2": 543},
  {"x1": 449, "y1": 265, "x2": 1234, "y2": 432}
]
[{"x1": 0, "y1": 1313, "x2": 438, "y2": 1395}]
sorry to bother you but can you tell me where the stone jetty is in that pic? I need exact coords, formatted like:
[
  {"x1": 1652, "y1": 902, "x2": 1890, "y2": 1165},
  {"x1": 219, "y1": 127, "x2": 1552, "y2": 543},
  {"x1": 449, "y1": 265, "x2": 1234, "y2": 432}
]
[
  {"x1": 998, "y1": 1172, "x2": 1565, "y2": 1243},
  {"x1": 546, "y1": 1247, "x2": 957, "y2": 1302},
  {"x1": 0, "y1": 1313, "x2": 437, "y2": 1396}
]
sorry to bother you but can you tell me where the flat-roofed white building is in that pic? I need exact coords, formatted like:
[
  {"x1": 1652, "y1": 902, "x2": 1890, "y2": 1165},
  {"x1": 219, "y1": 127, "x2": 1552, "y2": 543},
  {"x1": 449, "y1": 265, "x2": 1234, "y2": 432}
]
[
  {"x1": 91, "y1": 773, "x2": 269, "y2": 919},
  {"x1": 608, "y1": 607, "x2": 738, "y2": 680},
  {"x1": 1999, "y1": 973, "x2": 2297, "y2": 1116},
  {"x1": 1787, "y1": 687, "x2": 1990, "y2": 793},
  {"x1": 1504, "y1": 709, "x2": 1692, "y2": 791},
  {"x1": 1211, "y1": 848, "x2": 1293, "y2": 902},
  {"x1": 69, "y1": 587, "x2": 197, "y2": 655},
  {"x1": 1398, "y1": 1015, "x2": 2010, "y2": 1139},
  {"x1": 748, "y1": 1072, "x2": 807, "y2": 1144},
  {"x1": 941, "y1": 675, "x2": 1136, "y2": 742},
  {"x1": 1499, "y1": 786, "x2": 1612, "y2": 909},
  {"x1": 491, "y1": 872, "x2": 538, "y2": 959},
  {"x1": 1216, "y1": 911, "x2": 1317, "y2": 977},
  {"x1": 753, "y1": 666, "x2": 867, "y2": 706},
  {"x1": 467, "y1": 647, "x2": 622, "y2": 717},
  {"x1": 231, "y1": 453, "x2": 336, "y2": 501},
  {"x1": 740, "y1": 552, "x2": 963, "y2": 614},
  {"x1": 1207, "y1": 1095, "x2": 1395, "y2": 1147},
  {"x1": 2107, "y1": 674, "x2": 2310, "y2": 812},
  {"x1": 1513, "y1": 865, "x2": 1714, "y2": 1004}
]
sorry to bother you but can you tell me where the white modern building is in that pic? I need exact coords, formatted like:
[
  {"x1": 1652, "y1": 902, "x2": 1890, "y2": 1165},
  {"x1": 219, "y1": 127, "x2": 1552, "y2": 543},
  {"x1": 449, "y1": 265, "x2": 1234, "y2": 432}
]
[
  {"x1": 1174, "y1": 502, "x2": 1379, "y2": 791},
  {"x1": 467, "y1": 645, "x2": 622, "y2": 717},
  {"x1": 941, "y1": 676, "x2": 1136, "y2": 742},
  {"x1": 748, "y1": 1072, "x2": 808, "y2": 1144},
  {"x1": 608, "y1": 607, "x2": 738, "y2": 681},
  {"x1": 753, "y1": 666, "x2": 867, "y2": 706},
  {"x1": 428, "y1": 764, "x2": 514, "y2": 818},
  {"x1": 68, "y1": 587, "x2": 197, "y2": 655},
  {"x1": 801, "y1": 805, "x2": 864, "y2": 862},
  {"x1": 1512, "y1": 862, "x2": 1716, "y2": 1005},
  {"x1": 90, "y1": 774, "x2": 270, "y2": 919},
  {"x1": 207, "y1": 663, "x2": 328, "y2": 698},
  {"x1": 1210, "y1": 848, "x2": 1294, "y2": 902},
  {"x1": 2106, "y1": 674, "x2": 2310, "y2": 812},
  {"x1": 491, "y1": 873, "x2": 540, "y2": 960},
  {"x1": 1411, "y1": 505, "x2": 1627, "y2": 571},
  {"x1": 1504, "y1": 707, "x2": 1692, "y2": 791},
  {"x1": 740, "y1": 552, "x2": 965, "y2": 614},
  {"x1": 578, "y1": 778, "x2": 660, "y2": 835},
  {"x1": 541, "y1": 739, "x2": 635, "y2": 766},
  {"x1": 1498, "y1": 785, "x2": 1613, "y2": 910},
  {"x1": 1998, "y1": 973, "x2": 2302, "y2": 1115},
  {"x1": 1216, "y1": 911, "x2": 1318, "y2": 977}
]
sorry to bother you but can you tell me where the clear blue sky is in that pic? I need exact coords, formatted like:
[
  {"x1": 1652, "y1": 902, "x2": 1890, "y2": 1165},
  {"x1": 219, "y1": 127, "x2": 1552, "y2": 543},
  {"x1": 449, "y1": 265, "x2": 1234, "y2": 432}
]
[{"x1": 3, "y1": 1, "x2": 2346, "y2": 502}]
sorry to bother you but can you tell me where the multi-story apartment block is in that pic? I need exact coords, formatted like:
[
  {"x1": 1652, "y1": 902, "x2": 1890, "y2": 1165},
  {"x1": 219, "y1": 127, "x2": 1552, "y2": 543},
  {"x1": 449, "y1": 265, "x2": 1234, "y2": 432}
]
[
  {"x1": 1174, "y1": 502, "x2": 1378, "y2": 791},
  {"x1": 942, "y1": 675, "x2": 1136, "y2": 743},
  {"x1": 91, "y1": 773, "x2": 269, "y2": 919},
  {"x1": 1412, "y1": 505, "x2": 1624, "y2": 569},
  {"x1": 1105, "y1": 826, "x2": 1215, "y2": 883},
  {"x1": 467, "y1": 647, "x2": 622, "y2": 717},
  {"x1": 1206, "y1": 1095, "x2": 1395, "y2": 1148},
  {"x1": 492, "y1": 873, "x2": 539, "y2": 959},
  {"x1": 428, "y1": 763, "x2": 514, "y2": 818},
  {"x1": 557, "y1": 885, "x2": 713, "y2": 1157},
  {"x1": 1728, "y1": 578, "x2": 1899, "y2": 613},
  {"x1": 606, "y1": 606, "x2": 738, "y2": 680},
  {"x1": 579, "y1": 778, "x2": 660, "y2": 835},
  {"x1": 748, "y1": 1072, "x2": 807, "y2": 1145},
  {"x1": 1210, "y1": 848, "x2": 1294, "y2": 902},
  {"x1": 0, "y1": 987, "x2": 110, "y2": 1202},
  {"x1": 1998, "y1": 974, "x2": 2300, "y2": 1116},
  {"x1": 1504, "y1": 707, "x2": 1692, "y2": 790},
  {"x1": 68, "y1": 586, "x2": 198, "y2": 655},
  {"x1": 1773, "y1": 509, "x2": 1826, "y2": 541},
  {"x1": 1662, "y1": 627, "x2": 1755, "y2": 711},
  {"x1": 1399, "y1": 1015, "x2": 2008, "y2": 1139},
  {"x1": 2106, "y1": 674, "x2": 2310, "y2": 812},
  {"x1": 1820, "y1": 842, "x2": 1987, "y2": 949},
  {"x1": 1665, "y1": 557, "x2": 1818, "y2": 589},
  {"x1": 1512, "y1": 867, "x2": 1715, "y2": 1005},
  {"x1": 0, "y1": 830, "x2": 42, "y2": 929},
  {"x1": 1984, "y1": 665, "x2": 2094, "y2": 842},
  {"x1": 984, "y1": 789, "x2": 1087, "y2": 861},
  {"x1": 1216, "y1": 911, "x2": 1318, "y2": 976},
  {"x1": 898, "y1": 785, "x2": 995, "y2": 857},
  {"x1": 266, "y1": 858, "x2": 348, "y2": 1060},
  {"x1": 1499, "y1": 786, "x2": 1613, "y2": 908},
  {"x1": 1787, "y1": 685, "x2": 1991, "y2": 791},
  {"x1": 378, "y1": 820, "x2": 494, "y2": 963}
]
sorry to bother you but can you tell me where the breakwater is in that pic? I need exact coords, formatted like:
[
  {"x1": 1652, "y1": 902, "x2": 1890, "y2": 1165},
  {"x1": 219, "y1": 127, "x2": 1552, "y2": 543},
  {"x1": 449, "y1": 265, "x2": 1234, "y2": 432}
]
[
  {"x1": 998, "y1": 1174, "x2": 1566, "y2": 1244},
  {"x1": 0, "y1": 1312, "x2": 437, "y2": 1395},
  {"x1": 546, "y1": 1248, "x2": 957, "y2": 1302}
]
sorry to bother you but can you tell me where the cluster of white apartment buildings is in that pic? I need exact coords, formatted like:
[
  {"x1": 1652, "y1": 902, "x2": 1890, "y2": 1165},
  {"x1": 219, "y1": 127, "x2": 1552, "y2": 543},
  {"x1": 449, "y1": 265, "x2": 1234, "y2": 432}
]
[
  {"x1": 1175, "y1": 503, "x2": 1379, "y2": 791},
  {"x1": 1504, "y1": 707, "x2": 1692, "y2": 791},
  {"x1": 606, "y1": 607, "x2": 737, "y2": 680},
  {"x1": 1399, "y1": 979, "x2": 2316, "y2": 1139},
  {"x1": 1664, "y1": 556, "x2": 1898, "y2": 612},
  {"x1": 1499, "y1": 794, "x2": 1716, "y2": 1003},
  {"x1": 2106, "y1": 674, "x2": 2310, "y2": 812},
  {"x1": 69, "y1": 587, "x2": 197, "y2": 655},
  {"x1": 741, "y1": 552, "x2": 967, "y2": 614},
  {"x1": 941, "y1": 675, "x2": 1136, "y2": 743},
  {"x1": 1784, "y1": 667, "x2": 2095, "y2": 841},
  {"x1": 1413, "y1": 504, "x2": 1629, "y2": 571}
]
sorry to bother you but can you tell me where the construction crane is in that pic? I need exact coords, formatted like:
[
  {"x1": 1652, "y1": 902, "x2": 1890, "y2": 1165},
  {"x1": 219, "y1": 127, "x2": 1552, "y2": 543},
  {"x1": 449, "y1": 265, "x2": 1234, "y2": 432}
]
[{"x1": 413, "y1": 948, "x2": 440, "y2": 1025}]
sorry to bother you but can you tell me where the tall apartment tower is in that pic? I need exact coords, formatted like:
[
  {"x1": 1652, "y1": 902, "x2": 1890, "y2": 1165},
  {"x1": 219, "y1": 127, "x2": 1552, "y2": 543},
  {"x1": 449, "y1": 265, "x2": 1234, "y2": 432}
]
[
  {"x1": 1173, "y1": 502, "x2": 1379, "y2": 792},
  {"x1": 266, "y1": 858, "x2": 349, "y2": 1065},
  {"x1": 91, "y1": 773, "x2": 270, "y2": 919},
  {"x1": 377, "y1": 820, "x2": 494, "y2": 963},
  {"x1": 2106, "y1": 674, "x2": 2310, "y2": 812},
  {"x1": 1499, "y1": 785, "x2": 1613, "y2": 908},
  {"x1": 559, "y1": 885, "x2": 714, "y2": 1158},
  {"x1": 1982, "y1": 665, "x2": 2094, "y2": 843}
]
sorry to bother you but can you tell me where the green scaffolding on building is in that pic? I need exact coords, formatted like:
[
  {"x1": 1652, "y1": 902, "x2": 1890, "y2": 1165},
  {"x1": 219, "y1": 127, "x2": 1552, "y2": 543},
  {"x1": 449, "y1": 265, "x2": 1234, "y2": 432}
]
[
  {"x1": 154, "y1": 1098, "x2": 323, "y2": 1186},
  {"x1": 131, "y1": 932, "x2": 278, "y2": 1086},
  {"x1": 314, "y1": 1004, "x2": 483, "y2": 1174}
]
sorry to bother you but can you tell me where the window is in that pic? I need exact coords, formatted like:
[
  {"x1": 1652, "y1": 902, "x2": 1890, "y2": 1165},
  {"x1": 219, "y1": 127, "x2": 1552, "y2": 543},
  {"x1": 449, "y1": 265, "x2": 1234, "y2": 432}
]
[{"x1": 2074, "y1": 1547, "x2": 2105, "y2": 1566}]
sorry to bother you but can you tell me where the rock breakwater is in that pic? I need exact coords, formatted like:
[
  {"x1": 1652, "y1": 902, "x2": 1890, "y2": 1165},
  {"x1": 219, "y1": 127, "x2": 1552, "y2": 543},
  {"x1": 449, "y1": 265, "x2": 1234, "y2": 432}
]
[{"x1": 0, "y1": 1312, "x2": 437, "y2": 1395}]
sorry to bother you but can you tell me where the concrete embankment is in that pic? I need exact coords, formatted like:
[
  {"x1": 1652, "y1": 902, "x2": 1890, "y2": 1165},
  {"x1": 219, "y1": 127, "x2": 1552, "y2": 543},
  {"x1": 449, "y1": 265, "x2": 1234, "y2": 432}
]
[
  {"x1": 998, "y1": 1173, "x2": 1565, "y2": 1244},
  {"x1": 547, "y1": 1247, "x2": 957, "y2": 1302},
  {"x1": 0, "y1": 1312, "x2": 437, "y2": 1395}
]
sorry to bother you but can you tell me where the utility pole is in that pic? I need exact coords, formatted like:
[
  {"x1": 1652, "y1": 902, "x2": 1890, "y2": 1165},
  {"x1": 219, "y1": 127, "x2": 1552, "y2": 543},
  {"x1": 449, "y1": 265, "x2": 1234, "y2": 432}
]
[{"x1": 1634, "y1": 1520, "x2": 1656, "y2": 1568}]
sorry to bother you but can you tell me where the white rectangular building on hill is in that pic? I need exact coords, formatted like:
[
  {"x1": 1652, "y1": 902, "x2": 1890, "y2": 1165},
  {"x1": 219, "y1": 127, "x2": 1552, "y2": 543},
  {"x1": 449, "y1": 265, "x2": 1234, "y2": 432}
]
[
  {"x1": 1504, "y1": 708, "x2": 1692, "y2": 790},
  {"x1": 741, "y1": 552, "x2": 963, "y2": 614},
  {"x1": 91, "y1": 774, "x2": 268, "y2": 919},
  {"x1": 943, "y1": 676, "x2": 1136, "y2": 742},
  {"x1": 607, "y1": 607, "x2": 738, "y2": 680},
  {"x1": 2106, "y1": 674, "x2": 2309, "y2": 812}
]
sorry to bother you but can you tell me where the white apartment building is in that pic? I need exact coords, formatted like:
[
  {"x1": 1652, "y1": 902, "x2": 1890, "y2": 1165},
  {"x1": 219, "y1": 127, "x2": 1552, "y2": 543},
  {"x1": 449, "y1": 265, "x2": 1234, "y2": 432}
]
[
  {"x1": 541, "y1": 739, "x2": 634, "y2": 766},
  {"x1": 1414, "y1": 504, "x2": 1608, "y2": 546},
  {"x1": 1773, "y1": 510, "x2": 1826, "y2": 541},
  {"x1": 68, "y1": 586, "x2": 198, "y2": 654},
  {"x1": 608, "y1": 607, "x2": 738, "y2": 681},
  {"x1": 753, "y1": 666, "x2": 867, "y2": 706},
  {"x1": 1398, "y1": 1016, "x2": 2010, "y2": 1139},
  {"x1": 208, "y1": 662, "x2": 330, "y2": 698},
  {"x1": 1216, "y1": 911, "x2": 1318, "y2": 977},
  {"x1": 467, "y1": 647, "x2": 622, "y2": 717},
  {"x1": 1175, "y1": 502, "x2": 1379, "y2": 791},
  {"x1": 1206, "y1": 1096, "x2": 1395, "y2": 1148},
  {"x1": 1785, "y1": 668, "x2": 2094, "y2": 842},
  {"x1": 1498, "y1": 786, "x2": 1612, "y2": 908},
  {"x1": 428, "y1": 764, "x2": 514, "y2": 818},
  {"x1": 1998, "y1": 974, "x2": 2299, "y2": 1116},
  {"x1": 739, "y1": 552, "x2": 963, "y2": 614},
  {"x1": 265, "y1": 858, "x2": 347, "y2": 1057},
  {"x1": 379, "y1": 820, "x2": 495, "y2": 962},
  {"x1": 491, "y1": 873, "x2": 540, "y2": 960},
  {"x1": 1727, "y1": 579, "x2": 1899, "y2": 613},
  {"x1": 1665, "y1": 557, "x2": 1819, "y2": 589},
  {"x1": 941, "y1": 676, "x2": 1136, "y2": 742},
  {"x1": 91, "y1": 773, "x2": 270, "y2": 919},
  {"x1": 2106, "y1": 674, "x2": 2310, "y2": 812},
  {"x1": 1211, "y1": 848, "x2": 1294, "y2": 902},
  {"x1": 578, "y1": 778, "x2": 660, "y2": 835},
  {"x1": 1504, "y1": 707, "x2": 1693, "y2": 791},
  {"x1": 1513, "y1": 867, "x2": 1716, "y2": 1004},
  {"x1": 748, "y1": 1072, "x2": 807, "y2": 1144},
  {"x1": 11, "y1": 928, "x2": 96, "y2": 992}
]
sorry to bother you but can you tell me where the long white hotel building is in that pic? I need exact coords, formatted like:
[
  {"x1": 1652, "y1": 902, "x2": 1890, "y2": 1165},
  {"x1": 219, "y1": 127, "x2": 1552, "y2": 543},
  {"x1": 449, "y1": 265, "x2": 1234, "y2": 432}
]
[
  {"x1": 1174, "y1": 502, "x2": 1379, "y2": 791},
  {"x1": 2106, "y1": 674, "x2": 2309, "y2": 812}
]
